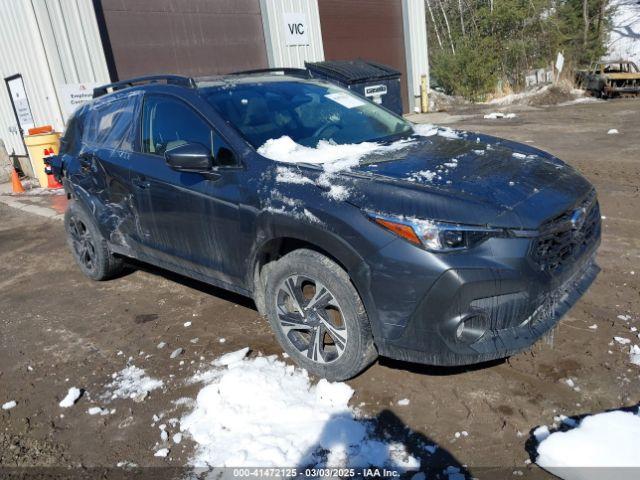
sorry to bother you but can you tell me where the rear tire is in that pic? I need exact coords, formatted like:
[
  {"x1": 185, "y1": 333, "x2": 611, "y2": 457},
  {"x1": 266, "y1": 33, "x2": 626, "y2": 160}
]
[
  {"x1": 263, "y1": 249, "x2": 377, "y2": 380},
  {"x1": 64, "y1": 202, "x2": 124, "y2": 281}
]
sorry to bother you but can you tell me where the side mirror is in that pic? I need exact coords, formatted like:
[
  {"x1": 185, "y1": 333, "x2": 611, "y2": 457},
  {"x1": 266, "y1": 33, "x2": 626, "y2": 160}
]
[{"x1": 165, "y1": 142, "x2": 213, "y2": 172}]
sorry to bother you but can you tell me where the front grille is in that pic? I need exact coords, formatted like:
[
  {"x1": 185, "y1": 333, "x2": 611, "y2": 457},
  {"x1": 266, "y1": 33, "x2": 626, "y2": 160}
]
[{"x1": 532, "y1": 192, "x2": 600, "y2": 273}]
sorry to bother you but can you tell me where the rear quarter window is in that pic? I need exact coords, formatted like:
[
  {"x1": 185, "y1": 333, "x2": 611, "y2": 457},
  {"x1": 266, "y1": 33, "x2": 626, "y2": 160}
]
[{"x1": 82, "y1": 93, "x2": 142, "y2": 151}]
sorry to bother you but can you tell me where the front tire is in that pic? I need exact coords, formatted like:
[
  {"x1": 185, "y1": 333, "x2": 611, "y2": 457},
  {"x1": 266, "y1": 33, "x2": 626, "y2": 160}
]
[
  {"x1": 263, "y1": 249, "x2": 377, "y2": 380},
  {"x1": 64, "y1": 202, "x2": 124, "y2": 281}
]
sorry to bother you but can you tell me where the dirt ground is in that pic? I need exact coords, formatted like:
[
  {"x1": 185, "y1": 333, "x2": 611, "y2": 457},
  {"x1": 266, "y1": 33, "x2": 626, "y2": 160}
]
[{"x1": 1, "y1": 98, "x2": 639, "y2": 478}]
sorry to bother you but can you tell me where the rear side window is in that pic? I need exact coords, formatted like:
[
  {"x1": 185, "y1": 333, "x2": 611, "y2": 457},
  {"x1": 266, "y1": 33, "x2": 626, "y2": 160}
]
[
  {"x1": 141, "y1": 95, "x2": 213, "y2": 156},
  {"x1": 59, "y1": 111, "x2": 83, "y2": 154},
  {"x1": 83, "y1": 95, "x2": 140, "y2": 151}
]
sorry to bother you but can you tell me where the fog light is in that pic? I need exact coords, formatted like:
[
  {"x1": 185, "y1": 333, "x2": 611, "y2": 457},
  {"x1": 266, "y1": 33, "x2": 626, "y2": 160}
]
[{"x1": 455, "y1": 314, "x2": 488, "y2": 343}]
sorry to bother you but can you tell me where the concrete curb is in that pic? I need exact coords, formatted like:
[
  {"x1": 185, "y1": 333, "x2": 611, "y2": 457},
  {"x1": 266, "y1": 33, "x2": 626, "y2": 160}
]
[{"x1": 0, "y1": 194, "x2": 64, "y2": 221}]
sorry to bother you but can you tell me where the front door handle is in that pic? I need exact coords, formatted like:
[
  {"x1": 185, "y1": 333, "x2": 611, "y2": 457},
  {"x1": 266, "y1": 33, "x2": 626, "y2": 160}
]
[{"x1": 132, "y1": 177, "x2": 150, "y2": 190}]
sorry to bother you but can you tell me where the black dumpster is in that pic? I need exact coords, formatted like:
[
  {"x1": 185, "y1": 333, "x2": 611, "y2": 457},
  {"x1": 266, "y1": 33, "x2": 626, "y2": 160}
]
[{"x1": 305, "y1": 60, "x2": 403, "y2": 115}]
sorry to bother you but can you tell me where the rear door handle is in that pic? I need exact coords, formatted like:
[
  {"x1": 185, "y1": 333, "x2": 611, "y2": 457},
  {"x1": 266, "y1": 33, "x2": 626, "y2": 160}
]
[
  {"x1": 132, "y1": 176, "x2": 150, "y2": 189},
  {"x1": 78, "y1": 154, "x2": 94, "y2": 172}
]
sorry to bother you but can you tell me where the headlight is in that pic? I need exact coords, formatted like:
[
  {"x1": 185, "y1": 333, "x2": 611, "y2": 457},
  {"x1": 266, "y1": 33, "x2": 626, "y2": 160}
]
[{"x1": 369, "y1": 213, "x2": 510, "y2": 252}]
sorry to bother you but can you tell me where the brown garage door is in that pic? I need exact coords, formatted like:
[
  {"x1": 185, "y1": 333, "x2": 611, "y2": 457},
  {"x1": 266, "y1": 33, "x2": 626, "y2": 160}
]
[
  {"x1": 96, "y1": 0, "x2": 268, "y2": 80},
  {"x1": 318, "y1": 0, "x2": 408, "y2": 112}
]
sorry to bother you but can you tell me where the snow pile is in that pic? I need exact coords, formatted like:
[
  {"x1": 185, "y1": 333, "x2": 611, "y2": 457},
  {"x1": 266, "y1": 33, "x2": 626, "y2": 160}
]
[
  {"x1": 103, "y1": 366, "x2": 163, "y2": 401},
  {"x1": 536, "y1": 409, "x2": 640, "y2": 477},
  {"x1": 2, "y1": 400, "x2": 17, "y2": 410},
  {"x1": 59, "y1": 387, "x2": 82, "y2": 407},
  {"x1": 258, "y1": 136, "x2": 385, "y2": 167},
  {"x1": 486, "y1": 85, "x2": 551, "y2": 106},
  {"x1": 607, "y1": 0, "x2": 640, "y2": 63},
  {"x1": 259, "y1": 125, "x2": 460, "y2": 169},
  {"x1": 181, "y1": 350, "x2": 419, "y2": 469},
  {"x1": 483, "y1": 112, "x2": 516, "y2": 119}
]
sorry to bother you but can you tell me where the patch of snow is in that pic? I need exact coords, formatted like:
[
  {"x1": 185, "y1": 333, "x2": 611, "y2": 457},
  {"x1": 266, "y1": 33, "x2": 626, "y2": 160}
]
[
  {"x1": 154, "y1": 448, "x2": 169, "y2": 458},
  {"x1": 607, "y1": 0, "x2": 640, "y2": 64},
  {"x1": 533, "y1": 425, "x2": 551, "y2": 442},
  {"x1": 588, "y1": 324, "x2": 598, "y2": 330},
  {"x1": 607, "y1": 129, "x2": 619, "y2": 135},
  {"x1": 630, "y1": 345, "x2": 640, "y2": 366},
  {"x1": 213, "y1": 347, "x2": 250, "y2": 367},
  {"x1": 618, "y1": 314, "x2": 631, "y2": 321},
  {"x1": 219, "y1": 338, "x2": 226, "y2": 343},
  {"x1": 397, "y1": 398, "x2": 410, "y2": 406},
  {"x1": 183, "y1": 321, "x2": 191, "y2": 327},
  {"x1": 258, "y1": 136, "x2": 408, "y2": 169},
  {"x1": 170, "y1": 348, "x2": 184, "y2": 359},
  {"x1": 275, "y1": 166, "x2": 314, "y2": 185},
  {"x1": 486, "y1": 85, "x2": 551, "y2": 106},
  {"x1": 173, "y1": 433, "x2": 182, "y2": 444},
  {"x1": 180, "y1": 353, "x2": 420, "y2": 469},
  {"x1": 483, "y1": 112, "x2": 517, "y2": 119},
  {"x1": 536, "y1": 410, "x2": 640, "y2": 473},
  {"x1": 87, "y1": 406, "x2": 109, "y2": 416},
  {"x1": 413, "y1": 123, "x2": 461, "y2": 140},
  {"x1": 104, "y1": 366, "x2": 163, "y2": 401},
  {"x1": 59, "y1": 387, "x2": 82, "y2": 408},
  {"x1": 512, "y1": 152, "x2": 528, "y2": 160},
  {"x1": 614, "y1": 336, "x2": 631, "y2": 345},
  {"x1": 156, "y1": 342, "x2": 166, "y2": 349},
  {"x1": 2, "y1": 400, "x2": 17, "y2": 410},
  {"x1": 316, "y1": 173, "x2": 350, "y2": 201},
  {"x1": 408, "y1": 170, "x2": 437, "y2": 182}
]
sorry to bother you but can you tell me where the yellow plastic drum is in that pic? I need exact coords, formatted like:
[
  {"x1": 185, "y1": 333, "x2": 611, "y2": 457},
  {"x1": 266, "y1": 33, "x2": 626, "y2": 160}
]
[{"x1": 24, "y1": 131, "x2": 61, "y2": 188}]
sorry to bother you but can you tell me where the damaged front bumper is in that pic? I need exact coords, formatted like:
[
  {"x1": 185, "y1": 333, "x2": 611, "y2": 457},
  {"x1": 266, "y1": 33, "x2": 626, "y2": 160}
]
[{"x1": 372, "y1": 245, "x2": 600, "y2": 367}]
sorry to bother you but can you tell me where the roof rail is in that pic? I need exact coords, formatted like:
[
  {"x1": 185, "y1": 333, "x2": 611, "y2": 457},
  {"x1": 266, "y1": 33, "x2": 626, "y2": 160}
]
[
  {"x1": 229, "y1": 68, "x2": 310, "y2": 78},
  {"x1": 93, "y1": 75, "x2": 197, "y2": 98}
]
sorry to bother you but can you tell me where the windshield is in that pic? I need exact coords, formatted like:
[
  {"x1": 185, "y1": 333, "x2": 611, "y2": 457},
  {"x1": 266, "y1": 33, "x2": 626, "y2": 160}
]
[{"x1": 203, "y1": 79, "x2": 412, "y2": 149}]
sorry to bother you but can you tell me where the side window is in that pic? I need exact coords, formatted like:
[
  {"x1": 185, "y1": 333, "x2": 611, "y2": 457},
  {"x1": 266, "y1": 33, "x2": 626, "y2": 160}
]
[
  {"x1": 141, "y1": 96, "x2": 212, "y2": 156},
  {"x1": 141, "y1": 95, "x2": 236, "y2": 166},
  {"x1": 83, "y1": 97, "x2": 138, "y2": 151}
]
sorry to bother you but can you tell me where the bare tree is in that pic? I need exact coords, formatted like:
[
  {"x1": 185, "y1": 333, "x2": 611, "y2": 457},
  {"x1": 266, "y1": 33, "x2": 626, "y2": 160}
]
[
  {"x1": 458, "y1": 0, "x2": 466, "y2": 36},
  {"x1": 582, "y1": 0, "x2": 590, "y2": 47},
  {"x1": 438, "y1": 0, "x2": 456, "y2": 54},
  {"x1": 426, "y1": 0, "x2": 444, "y2": 49}
]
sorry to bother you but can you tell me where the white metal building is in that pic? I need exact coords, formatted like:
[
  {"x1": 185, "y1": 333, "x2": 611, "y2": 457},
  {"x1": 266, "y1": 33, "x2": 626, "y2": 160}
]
[
  {"x1": 0, "y1": 0, "x2": 110, "y2": 156},
  {"x1": 1, "y1": 0, "x2": 429, "y2": 158}
]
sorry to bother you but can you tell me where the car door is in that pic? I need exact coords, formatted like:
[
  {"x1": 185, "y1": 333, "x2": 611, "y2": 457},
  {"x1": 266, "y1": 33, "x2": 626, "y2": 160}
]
[
  {"x1": 71, "y1": 93, "x2": 141, "y2": 250},
  {"x1": 128, "y1": 93, "x2": 245, "y2": 287}
]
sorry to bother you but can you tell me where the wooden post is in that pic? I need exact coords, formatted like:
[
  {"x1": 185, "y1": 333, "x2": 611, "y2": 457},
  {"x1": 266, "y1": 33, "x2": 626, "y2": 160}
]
[{"x1": 421, "y1": 75, "x2": 429, "y2": 113}]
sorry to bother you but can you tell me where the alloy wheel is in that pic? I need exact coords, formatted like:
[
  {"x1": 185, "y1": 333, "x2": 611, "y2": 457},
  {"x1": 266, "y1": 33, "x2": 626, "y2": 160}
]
[
  {"x1": 68, "y1": 216, "x2": 96, "y2": 271},
  {"x1": 275, "y1": 275, "x2": 348, "y2": 364}
]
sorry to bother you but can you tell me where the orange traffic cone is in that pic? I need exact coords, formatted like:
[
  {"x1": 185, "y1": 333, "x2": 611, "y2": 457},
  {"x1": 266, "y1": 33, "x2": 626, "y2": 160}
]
[
  {"x1": 11, "y1": 167, "x2": 25, "y2": 194},
  {"x1": 44, "y1": 148, "x2": 63, "y2": 189}
]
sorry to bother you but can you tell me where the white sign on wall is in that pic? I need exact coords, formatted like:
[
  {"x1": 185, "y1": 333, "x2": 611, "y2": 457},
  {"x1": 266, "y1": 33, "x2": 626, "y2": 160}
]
[
  {"x1": 284, "y1": 13, "x2": 309, "y2": 46},
  {"x1": 57, "y1": 82, "x2": 100, "y2": 120},
  {"x1": 7, "y1": 75, "x2": 35, "y2": 132}
]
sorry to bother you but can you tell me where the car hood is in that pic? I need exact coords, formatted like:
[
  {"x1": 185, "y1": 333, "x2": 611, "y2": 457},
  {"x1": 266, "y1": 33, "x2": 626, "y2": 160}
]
[{"x1": 331, "y1": 132, "x2": 594, "y2": 230}]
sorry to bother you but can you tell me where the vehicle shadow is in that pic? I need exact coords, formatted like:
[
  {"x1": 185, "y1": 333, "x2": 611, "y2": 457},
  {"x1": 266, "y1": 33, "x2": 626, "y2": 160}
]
[
  {"x1": 295, "y1": 409, "x2": 471, "y2": 479},
  {"x1": 122, "y1": 258, "x2": 257, "y2": 311},
  {"x1": 378, "y1": 357, "x2": 506, "y2": 376}
]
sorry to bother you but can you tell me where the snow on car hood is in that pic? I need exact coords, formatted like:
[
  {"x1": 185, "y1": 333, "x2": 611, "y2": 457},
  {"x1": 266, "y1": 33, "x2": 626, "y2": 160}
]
[
  {"x1": 262, "y1": 125, "x2": 594, "y2": 229},
  {"x1": 257, "y1": 124, "x2": 460, "y2": 172}
]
